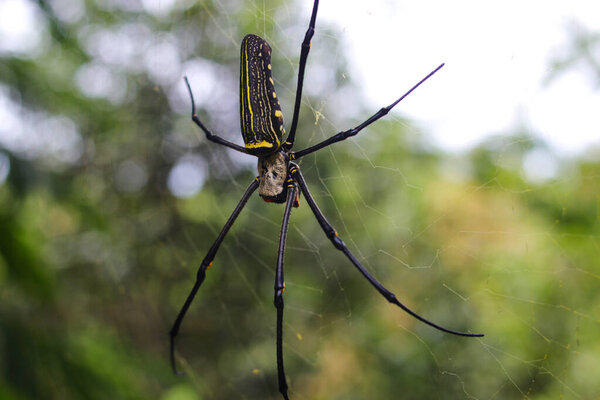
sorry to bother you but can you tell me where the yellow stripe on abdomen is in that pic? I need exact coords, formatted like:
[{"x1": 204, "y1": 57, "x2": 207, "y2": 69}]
[{"x1": 245, "y1": 140, "x2": 274, "y2": 150}]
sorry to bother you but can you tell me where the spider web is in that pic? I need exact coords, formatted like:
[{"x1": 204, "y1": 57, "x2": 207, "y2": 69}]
[
  {"x1": 1, "y1": 0, "x2": 598, "y2": 399},
  {"x1": 152, "y1": 2, "x2": 600, "y2": 399}
]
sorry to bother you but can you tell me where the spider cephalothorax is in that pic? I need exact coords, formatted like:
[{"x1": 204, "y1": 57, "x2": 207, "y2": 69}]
[
  {"x1": 257, "y1": 150, "x2": 294, "y2": 204},
  {"x1": 171, "y1": 1, "x2": 483, "y2": 398}
]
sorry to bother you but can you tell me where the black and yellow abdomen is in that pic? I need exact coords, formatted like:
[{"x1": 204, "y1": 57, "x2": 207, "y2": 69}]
[{"x1": 240, "y1": 34, "x2": 285, "y2": 156}]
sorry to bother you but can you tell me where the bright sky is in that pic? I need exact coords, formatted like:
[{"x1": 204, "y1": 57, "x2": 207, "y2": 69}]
[
  {"x1": 1, "y1": 0, "x2": 599, "y2": 163},
  {"x1": 314, "y1": 0, "x2": 600, "y2": 155}
]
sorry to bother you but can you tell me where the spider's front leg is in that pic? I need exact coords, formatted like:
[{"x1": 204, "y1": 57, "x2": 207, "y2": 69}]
[
  {"x1": 273, "y1": 179, "x2": 298, "y2": 400},
  {"x1": 169, "y1": 178, "x2": 259, "y2": 374},
  {"x1": 290, "y1": 164, "x2": 483, "y2": 338}
]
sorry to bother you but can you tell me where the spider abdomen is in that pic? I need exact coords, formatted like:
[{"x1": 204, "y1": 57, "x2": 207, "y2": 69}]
[{"x1": 240, "y1": 34, "x2": 286, "y2": 156}]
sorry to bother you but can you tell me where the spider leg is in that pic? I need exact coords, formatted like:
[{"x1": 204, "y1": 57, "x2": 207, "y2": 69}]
[
  {"x1": 274, "y1": 181, "x2": 297, "y2": 400},
  {"x1": 282, "y1": 0, "x2": 320, "y2": 151},
  {"x1": 169, "y1": 178, "x2": 260, "y2": 375},
  {"x1": 184, "y1": 77, "x2": 250, "y2": 155},
  {"x1": 290, "y1": 165, "x2": 483, "y2": 338},
  {"x1": 291, "y1": 63, "x2": 444, "y2": 160}
]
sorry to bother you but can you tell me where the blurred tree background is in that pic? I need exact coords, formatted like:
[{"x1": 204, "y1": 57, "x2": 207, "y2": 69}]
[{"x1": 1, "y1": 0, "x2": 599, "y2": 399}]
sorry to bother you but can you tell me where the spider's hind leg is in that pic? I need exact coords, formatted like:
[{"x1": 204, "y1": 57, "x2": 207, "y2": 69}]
[
  {"x1": 283, "y1": 0, "x2": 320, "y2": 151},
  {"x1": 291, "y1": 63, "x2": 445, "y2": 160},
  {"x1": 183, "y1": 77, "x2": 250, "y2": 155},
  {"x1": 290, "y1": 165, "x2": 483, "y2": 338}
]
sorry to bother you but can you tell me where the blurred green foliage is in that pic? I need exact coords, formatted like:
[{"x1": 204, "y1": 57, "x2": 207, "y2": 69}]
[{"x1": 1, "y1": 1, "x2": 599, "y2": 399}]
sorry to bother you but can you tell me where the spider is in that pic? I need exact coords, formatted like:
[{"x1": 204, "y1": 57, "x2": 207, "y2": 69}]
[{"x1": 170, "y1": 1, "x2": 483, "y2": 398}]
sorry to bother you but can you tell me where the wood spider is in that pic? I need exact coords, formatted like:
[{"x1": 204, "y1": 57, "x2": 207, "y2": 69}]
[{"x1": 170, "y1": 1, "x2": 483, "y2": 398}]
